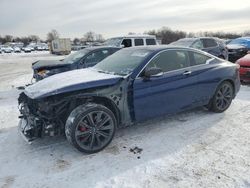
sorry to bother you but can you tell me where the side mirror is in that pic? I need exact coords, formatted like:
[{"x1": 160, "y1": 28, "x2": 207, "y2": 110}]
[
  {"x1": 79, "y1": 59, "x2": 86, "y2": 67},
  {"x1": 144, "y1": 67, "x2": 163, "y2": 78}
]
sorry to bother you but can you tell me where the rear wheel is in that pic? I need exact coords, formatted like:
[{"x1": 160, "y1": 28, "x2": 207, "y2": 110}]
[
  {"x1": 207, "y1": 81, "x2": 234, "y2": 113},
  {"x1": 65, "y1": 103, "x2": 116, "y2": 153}
]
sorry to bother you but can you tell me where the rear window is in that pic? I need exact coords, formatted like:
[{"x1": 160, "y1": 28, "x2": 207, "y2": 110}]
[
  {"x1": 191, "y1": 52, "x2": 213, "y2": 66},
  {"x1": 202, "y1": 39, "x2": 218, "y2": 48},
  {"x1": 135, "y1": 39, "x2": 144, "y2": 46},
  {"x1": 146, "y1": 39, "x2": 156, "y2": 45}
]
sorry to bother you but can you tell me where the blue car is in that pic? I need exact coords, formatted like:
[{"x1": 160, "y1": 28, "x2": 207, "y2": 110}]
[
  {"x1": 227, "y1": 37, "x2": 250, "y2": 62},
  {"x1": 228, "y1": 37, "x2": 250, "y2": 50},
  {"x1": 18, "y1": 46, "x2": 240, "y2": 153},
  {"x1": 32, "y1": 46, "x2": 121, "y2": 81}
]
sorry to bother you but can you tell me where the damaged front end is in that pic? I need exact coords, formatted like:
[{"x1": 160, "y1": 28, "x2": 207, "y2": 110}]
[{"x1": 18, "y1": 92, "x2": 68, "y2": 143}]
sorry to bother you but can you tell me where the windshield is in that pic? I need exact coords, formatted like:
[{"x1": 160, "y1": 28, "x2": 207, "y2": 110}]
[
  {"x1": 103, "y1": 38, "x2": 123, "y2": 47},
  {"x1": 94, "y1": 48, "x2": 152, "y2": 76},
  {"x1": 63, "y1": 49, "x2": 90, "y2": 64},
  {"x1": 171, "y1": 39, "x2": 195, "y2": 47}
]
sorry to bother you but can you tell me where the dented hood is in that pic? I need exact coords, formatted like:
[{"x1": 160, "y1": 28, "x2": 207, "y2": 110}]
[
  {"x1": 32, "y1": 60, "x2": 69, "y2": 70},
  {"x1": 25, "y1": 68, "x2": 123, "y2": 99}
]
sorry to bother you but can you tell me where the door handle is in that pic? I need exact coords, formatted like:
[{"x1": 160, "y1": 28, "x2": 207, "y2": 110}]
[{"x1": 183, "y1": 71, "x2": 192, "y2": 76}]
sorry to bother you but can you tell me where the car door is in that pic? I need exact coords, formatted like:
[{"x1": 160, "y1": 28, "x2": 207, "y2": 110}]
[
  {"x1": 133, "y1": 49, "x2": 199, "y2": 122},
  {"x1": 201, "y1": 38, "x2": 220, "y2": 57}
]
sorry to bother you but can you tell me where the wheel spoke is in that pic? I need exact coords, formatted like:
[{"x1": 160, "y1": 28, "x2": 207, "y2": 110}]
[
  {"x1": 87, "y1": 113, "x2": 95, "y2": 127},
  {"x1": 216, "y1": 99, "x2": 222, "y2": 109},
  {"x1": 80, "y1": 134, "x2": 91, "y2": 143},
  {"x1": 223, "y1": 98, "x2": 229, "y2": 105},
  {"x1": 76, "y1": 130, "x2": 91, "y2": 137},
  {"x1": 97, "y1": 116, "x2": 110, "y2": 128},
  {"x1": 79, "y1": 122, "x2": 90, "y2": 128},
  {"x1": 95, "y1": 112, "x2": 103, "y2": 123},
  {"x1": 99, "y1": 124, "x2": 113, "y2": 131},
  {"x1": 96, "y1": 134, "x2": 102, "y2": 147},
  {"x1": 217, "y1": 90, "x2": 223, "y2": 97},
  {"x1": 89, "y1": 133, "x2": 95, "y2": 149},
  {"x1": 97, "y1": 130, "x2": 109, "y2": 138}
]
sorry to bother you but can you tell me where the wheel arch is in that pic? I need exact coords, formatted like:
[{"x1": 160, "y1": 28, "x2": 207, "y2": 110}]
[{"x1": 68, "y1": 95, "x2": 121, "y2": 126}]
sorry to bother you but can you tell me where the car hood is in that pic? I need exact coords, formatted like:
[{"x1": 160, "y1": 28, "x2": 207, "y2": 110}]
[
  {"x1": 32, "y1": 60, "x2": 69, "y2": 70},
  {"x1": 227, "y1": 44, "x2": 246, "y2": 50},
  {"x1": 24, "y1": 68, "x2": 123, "y2": 99}
]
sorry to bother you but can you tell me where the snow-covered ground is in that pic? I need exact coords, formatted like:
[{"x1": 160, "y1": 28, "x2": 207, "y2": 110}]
[{"x1": 0, "y1": 52, "x2": 250, "y2": 188}]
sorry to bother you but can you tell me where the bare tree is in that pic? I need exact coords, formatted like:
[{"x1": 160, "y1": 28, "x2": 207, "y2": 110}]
[
  {"x1": 84, "y1": 31, "x2": 95, "y2": 42},
  {"x1": 47, "y1": 29, "x2": 60, "y2": 42},
  {"x1": 4, "y1": 35, "x2": 13, "y2": 43},
  {"x1": 146, "y1": 27, "x2": 186, "y2": 44},
  {"x1": 29, "y1": 35, "x2": 40, "y2": 42},
  {"x1": 243, "y1": 30, "x2": 250, "y2": 37},
  {"x1": 95, "y1": 34, "x2": 104, "y2": 42}
]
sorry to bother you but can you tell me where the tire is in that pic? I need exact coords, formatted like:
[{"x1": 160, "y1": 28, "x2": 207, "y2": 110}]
[
  {"x1": 207, "y1": 81, "x2": 234, "y2": 113},
  {"x1": 65, "y1": 103, "x2": 116, "y2": 153}
]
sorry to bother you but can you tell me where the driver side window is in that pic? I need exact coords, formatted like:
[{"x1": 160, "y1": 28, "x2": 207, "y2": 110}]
[{"x1": 146, "y1": 50, "x2": 189, "y2": 73}]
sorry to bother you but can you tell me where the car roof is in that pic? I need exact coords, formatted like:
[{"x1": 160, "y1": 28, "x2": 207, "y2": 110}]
[
  {"x1": 177, "y1": 38, "x2": 198, "y2": 41},
  {"x1": 80, "y1": 46, "x2": 121, "y2": 51},
  {"x1": 108, "y1": 35, "x2": 156, "y2": 39},
  {"x1": 120, "y1": 45, "x2": 203, "y2": 52}
]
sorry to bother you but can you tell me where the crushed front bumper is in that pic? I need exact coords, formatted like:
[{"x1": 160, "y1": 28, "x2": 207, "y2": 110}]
[{"x1": 18, "y1": 118, "x2": 35, "y2": 143}]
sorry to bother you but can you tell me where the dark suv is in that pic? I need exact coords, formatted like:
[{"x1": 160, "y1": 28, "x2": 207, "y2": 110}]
[{"x1": 170, "y1": 37, "x2": 228, "y2": 60}]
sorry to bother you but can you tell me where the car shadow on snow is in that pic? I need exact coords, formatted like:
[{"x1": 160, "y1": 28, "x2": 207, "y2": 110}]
[{"x1": 0, "y1": 106, "x2": 226, "y2": 187}]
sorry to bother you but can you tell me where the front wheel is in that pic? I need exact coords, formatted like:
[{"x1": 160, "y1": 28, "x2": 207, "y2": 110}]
[
  {"x1": 207, "y1": 81, "x2": 234, "y2": 113},
  {"x1": 65, "y1": 103, "x2": 116, "y2": 153}
]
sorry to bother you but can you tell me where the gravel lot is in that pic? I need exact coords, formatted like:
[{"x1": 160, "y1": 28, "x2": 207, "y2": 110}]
[{"x1": 0, "y1": 52, "x2": 250, "y2": 188}]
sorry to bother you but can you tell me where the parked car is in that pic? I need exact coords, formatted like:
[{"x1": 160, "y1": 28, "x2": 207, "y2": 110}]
[
  {"x1": 228, "y1": 37, "x2": 250, "y2": 50},
  {"x1": 35, "y1": 46, "x2": 44, "y2": 51},
  {"x1": 22, "y1": 47, "x2": 32, "y2": 53},
  {"x1": 13, "y1": 47, "x2": 21, "y2": 53},
  {"x1": 1, "y1": 46, "x2": 13, "y2": 53},
  {"x1": 170, "y1": 37, "x2": 228, "y2": 60},
  {"x1": 104, "y1": 35, "x2": 158, "y2": 48},
  {"x1": 18, "y1": 46, "x2": 240, "y2": 153},
  {"x1": 227, "y1": 37, "x2": 250, "y2": 62},
  {"x1": 32, "y1": 46, "x2": 121, "y2": 81},
  {"x1": 236, "y1": 53, "x2": 250, "y2": 83},
  {"x1": 27, "y1": 46, "x2": 35, "y2": 51}
]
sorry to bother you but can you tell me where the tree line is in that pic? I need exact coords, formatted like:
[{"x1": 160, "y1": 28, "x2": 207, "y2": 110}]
[
  {"x1": 145, "y1": 27, "x2": 250, "y2": 44},
  {"x1": 1, "y1": 27, "x2": 250, "y2": 45}
]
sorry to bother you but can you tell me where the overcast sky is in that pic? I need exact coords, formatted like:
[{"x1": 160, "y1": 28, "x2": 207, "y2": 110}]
[{"x1": 0, "y1": 0, "x2": 250, "y2": 39}]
